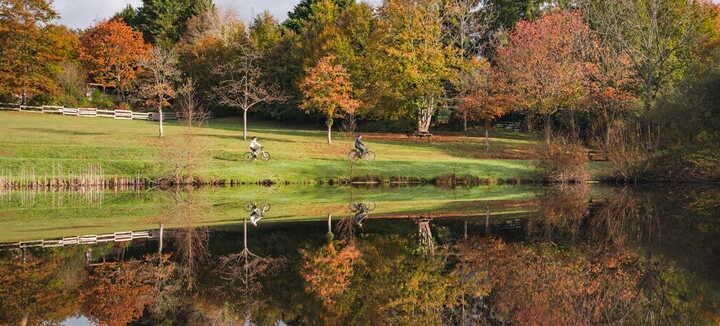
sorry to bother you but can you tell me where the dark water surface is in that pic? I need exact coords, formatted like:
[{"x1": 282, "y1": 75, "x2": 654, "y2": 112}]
[{"x1": 0, "y1": 185, "x2": 718, "y2": 325}]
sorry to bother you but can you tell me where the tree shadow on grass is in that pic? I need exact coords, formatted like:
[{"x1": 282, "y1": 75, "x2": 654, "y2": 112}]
[
  {"x1": 195, "y1": 133, "x2": 297, "y2": 143},
  {"x1": 13, "y1": 128, "x2": 107, "y2": 136}
]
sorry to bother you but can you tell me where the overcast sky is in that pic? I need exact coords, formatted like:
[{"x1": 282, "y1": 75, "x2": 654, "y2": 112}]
[{"x1": 51, "y1": 0, "x2": 381, "y2": 30}]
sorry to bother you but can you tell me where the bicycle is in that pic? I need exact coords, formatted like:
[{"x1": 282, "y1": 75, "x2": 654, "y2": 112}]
[
  {"x1": 348, "y1": 149, "x2": 375, "y2": 161},
  {"x1": 348, "y1": 201, "x2": 376, "y2": 213},
  {"x1": 245, "y1": 202, "x2": 272, "y2": 214},
  {"x1": 244, "y1": 149, "x2": 271, "y2": 161}
]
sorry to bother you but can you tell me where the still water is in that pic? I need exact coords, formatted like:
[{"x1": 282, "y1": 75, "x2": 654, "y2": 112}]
[{"x1": 0, "y1": 185, "x2": 718, "y2": 325}]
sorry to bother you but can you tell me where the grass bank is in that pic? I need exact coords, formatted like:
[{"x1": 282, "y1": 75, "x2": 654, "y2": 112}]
[{"x1": 0, "y1": 112, "x2": 607, "y2": 184}]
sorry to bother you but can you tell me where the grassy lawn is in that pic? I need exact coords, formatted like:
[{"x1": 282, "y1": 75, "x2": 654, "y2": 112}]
[{"x1": 0, "y1": 112, "x2": 542, "y2": 183}]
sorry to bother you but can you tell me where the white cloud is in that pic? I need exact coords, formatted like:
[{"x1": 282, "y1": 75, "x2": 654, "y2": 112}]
[{"x1": 52, "y1": 0, "x2": 142, "y2": 29}]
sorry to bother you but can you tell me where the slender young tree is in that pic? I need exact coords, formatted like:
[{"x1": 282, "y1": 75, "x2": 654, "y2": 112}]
[
  {"x1": 139, "y1": 47, "x2": 179, "y2": 137},
  {"x1": 213, "y1": 50, "x2": 287, "y2": 140},
  {"x1": 456, "y1": 58, "x2": 510, "y2": 151},
  {"x1": 300, "y1": 55, "x2": 360, "y2": 144}
]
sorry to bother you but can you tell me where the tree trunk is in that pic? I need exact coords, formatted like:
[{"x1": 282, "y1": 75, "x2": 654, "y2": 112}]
[
  {"x1": 569, "y1": 110, "x2": 578, "y2": 141},
  {"x1": 326, "y1": 118, "x2": 333, "y2": 144},
  {"x1": 605, "y1": 119, "x2": 612, "y2": 149},
  {"x1": 417, "y1": 98, "x2": 435, "y2": 133},
  {"x1": 243, "y1": 109, "x2": 248, "y2": 140},
  {"x1": 484, "y1": 119, "x2": 491, "y2": 152},
  {"x1": 463, "y1": 111, "x2": 468, "y2": 134},
  {"x1": 159, "y1": 107, "x2": 164, "y2": 137},
  {"x1": 544, "y1": 114, "x2": 552, "y2": 145}
]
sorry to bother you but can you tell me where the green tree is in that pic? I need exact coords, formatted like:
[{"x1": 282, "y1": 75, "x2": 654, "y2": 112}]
[
  {"x1": 134, "y1": 0, "x2": 215, "y2": 46},
  {"x1": 579, "y1": 0, "x2": 718, "y2": 111},
  {"x1": 374, "y1": 0, "x2": 458, "y2": 134},
  {"x1": 283, "y1": 0, "x2": 353, "y2": 33}
]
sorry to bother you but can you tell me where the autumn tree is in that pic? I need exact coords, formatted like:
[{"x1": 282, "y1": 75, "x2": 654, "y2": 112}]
[
  {"x1": 299, "y1": 239, "x2": 361, "y2": 308},
  {"x1": 80, "y1": 254, "x2": 174, "y2": 326},
  {"x1": 176, "y1": 8, "x2": 246, "y2": 109},
  {"x1": 0, "y1": 255, "x2": 79, "y2": 325},
  {"x1": 79, "y1": 18, "x2": 151, "y2": 102},
  {"x1": 579, "y1": 0, "x2": 718, "y2": 112},
  {"x1": 139, "y1": 47, "x2": 179, "y2": 137},
  {"x1": 584, "y1": 45, "x2": 638, "y2": 147},
  {"x1": 300, "y1": 55, "x2": 360, "y2": 144},
  {"x1": 0, "y1": 1, "x2": 77, "y2": 104},
  {"x1": 214, "y1": 49, "x2": 287, "y2": 140},
  {"x1": 456, "y1": 58, "x2": 510, "y2": 150},
  {"x1": 374, "y1": 0, "x2": 457, "y2": 134},
  {"x1": 494, "y1": 10, "x2": 592, "y2": 144}
]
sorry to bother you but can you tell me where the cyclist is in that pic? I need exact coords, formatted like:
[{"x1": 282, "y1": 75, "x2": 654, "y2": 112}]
[
  {"x1": 354, "y1": 135, "x2": 367, "y2": 158},
  {"x1": 249, "y1": 137, "x2": 262, "y2": 159},
  {"x1": 249, "y1": 203, "x2": 263, "y2": 226},
  {"x1": 351, "y1": 202, "x2": 369, "y2": 228}
]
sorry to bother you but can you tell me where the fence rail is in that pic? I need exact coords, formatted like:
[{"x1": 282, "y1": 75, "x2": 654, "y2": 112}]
[
  {"x1": 0, "y1": 103, "x2": 177, "y2": 121},
  {"x1": 0, "y1": 230, "x2": 158, "y2": 250}
]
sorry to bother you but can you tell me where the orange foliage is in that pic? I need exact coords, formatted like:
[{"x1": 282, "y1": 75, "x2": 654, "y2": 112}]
[
  {"x1": 0, "y1": 1, "x2": 76, "y2": 101},
  {"x1": 80, "y1": 254, "x2": 173, "y2": 326},
  {"x1": 495, "y1": 10, "x2": 592, "y2": 117},
  {"x1": 459, "y1": 238, "x2": 644, "y2": 326},
  {"x1": 79, "y1": 18, "x2": 151, "y2": 90},
  {"x1": 299, "y1": 240, "x2": 362, "y2": 307},
  {"x1": 300, "y1": 55, "x2": 361, "y2": 121},
  {"x1": 457, "y1": 58, "x2": 510, "y2": 122}
]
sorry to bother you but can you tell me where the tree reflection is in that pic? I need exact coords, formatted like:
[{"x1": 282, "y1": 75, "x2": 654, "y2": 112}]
[
  {"x1": 80, "y1": 254, "x2": 174, "y2": 326},
  {"x1": 214, "y1": 214, "x2": 287, "y2": 323},
  {"x1": 0, "y1": 251, "x2": 79, "y2": 326}
]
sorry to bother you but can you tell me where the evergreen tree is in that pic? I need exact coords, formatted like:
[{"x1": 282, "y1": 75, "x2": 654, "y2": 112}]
[
  {"x1": 134, "y1": 0, "x2": 215, "y2": 46},
  {"x1": 283, "y1": 0, "x2": 353, "y2": 33}
]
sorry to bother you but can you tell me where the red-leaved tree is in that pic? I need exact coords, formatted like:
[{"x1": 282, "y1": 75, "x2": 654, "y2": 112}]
[{"x1": 495, "y1": 10, "x2": 592, "y2": 144}]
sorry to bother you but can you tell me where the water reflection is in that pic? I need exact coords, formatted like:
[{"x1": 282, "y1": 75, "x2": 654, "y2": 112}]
[
  {"x1": 246, "y1": 202, "x2": 272, "y2": 226},
  {"x1": 0, "y1": 185, "x2": 718, "y2": 325}
]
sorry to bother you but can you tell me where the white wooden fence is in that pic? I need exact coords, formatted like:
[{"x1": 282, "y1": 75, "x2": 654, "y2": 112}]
[
  {"x1": 0, "y1": 103, "x2": 177, "y2": 121},
  {"x1": 0, "y1": 230, "x2": 158, "y2": 250}
]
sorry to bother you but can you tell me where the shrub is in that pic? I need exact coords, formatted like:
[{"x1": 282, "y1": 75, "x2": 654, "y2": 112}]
[
  {"x1": 602, "y1": 122, "x2": 652, "y2": 182},
  {"x1": 89, "y1": 89, "x2": 116, "y2": 108},
  {"x1": 533, "y1": 139, "x2": 590, "y2": 183}
]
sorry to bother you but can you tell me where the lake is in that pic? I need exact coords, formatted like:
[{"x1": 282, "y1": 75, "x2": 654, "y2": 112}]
[{"x1": 0, "y1": 185, "x2": 718, "y2": 325}]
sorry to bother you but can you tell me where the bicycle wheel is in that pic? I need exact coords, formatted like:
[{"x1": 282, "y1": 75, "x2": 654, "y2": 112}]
[
  {"x1": 348, "y1": 150, "x2": 360, "y2": 161},
  {"x1": 261, "y1": 152, "x2": 271, "y2": 161},
  {"x1": 245, "y1": 202, "x2": 256, "y2": 212},
  {"x1": 348, "y1": 202, "x2": 360, "y2": 212},
  {"x1": 363, "y1": 151, "x2": 376, "y2": 161},
  {"x1": 260, "y1": 203, "x2": 272, "y2": 213},
  {"x1": 244, "y1": 152, "x2": 255, "y2": 161},
  {"x1": 363, "y1": 201, "x2": 376, "y2": 211}
]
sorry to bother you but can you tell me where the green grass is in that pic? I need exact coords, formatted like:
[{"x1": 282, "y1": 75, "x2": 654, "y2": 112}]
[{"x1": 0, "y1": 112, "x2": 541, "y2": 183}]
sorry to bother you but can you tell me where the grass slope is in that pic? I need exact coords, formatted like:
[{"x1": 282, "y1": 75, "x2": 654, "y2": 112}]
[{"x1": 0, "y1": 112, "x2": 543, "y2": 183}]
